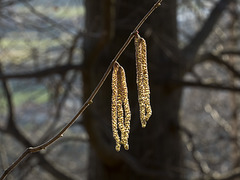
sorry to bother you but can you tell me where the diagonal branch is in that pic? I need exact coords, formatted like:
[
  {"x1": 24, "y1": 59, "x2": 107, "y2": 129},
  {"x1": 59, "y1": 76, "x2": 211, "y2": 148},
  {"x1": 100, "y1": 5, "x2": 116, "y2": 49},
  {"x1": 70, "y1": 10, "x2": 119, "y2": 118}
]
[
  {"x1": 0, "y1": 65, "x2": 14, "y2": 129},
  {"x1": 67, "y1": 30, "x2": 84, "y2": 64},
  {"x1": 183, "y1": 0, "x2": 234, "y2": 60},
  {"x1": 21, "y1": 0, "x2": 73, "y2": 34},
  {"x1": 0, "y1": 1, "x2": 163, "y2": 179},
  {"x1": 204, "y1": 104, "x2": 233, "y2": 135},
  {"x1": 0, "y1": 64, "x2": 83, "y2": 80},
  {"x1": 208, "y1": 167, "x2": 240, "y2": 180},
  {"x1": 180, "y1": 126, "x2": 211, "y2": 175},
  {"x1": 221, "y1": 50, "x2": 240, "y2": 56},
  {"x1": 171, "y1": 79, "x2": 240, "y2": 92},
  {"x1": 200, "y1": 53, "x2": 240, "y2": 79},
  {"x1": 0, "y1": 64, "x2": 75, "y2": 180}
]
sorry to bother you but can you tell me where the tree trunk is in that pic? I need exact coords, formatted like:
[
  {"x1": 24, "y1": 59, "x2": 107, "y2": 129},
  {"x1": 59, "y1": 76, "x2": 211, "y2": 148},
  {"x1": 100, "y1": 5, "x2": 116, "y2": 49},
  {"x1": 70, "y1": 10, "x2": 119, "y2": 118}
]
[{"x1": 83, "y1": 0, "x2": 183, "y2": 179}]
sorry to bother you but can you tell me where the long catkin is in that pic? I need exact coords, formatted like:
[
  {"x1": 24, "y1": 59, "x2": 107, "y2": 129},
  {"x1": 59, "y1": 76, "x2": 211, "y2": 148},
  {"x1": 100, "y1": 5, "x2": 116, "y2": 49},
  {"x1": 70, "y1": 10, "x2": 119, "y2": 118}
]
[
  {"x1": 134, "y1": 34, "x2": 152, "y2": 128},
  {"x1": 111, "y1": 62, "x2": 131, "y2": 151},
  {"x1": 119, "y1": 65, "x2": 131, "y2": 150},
  {"x1": 111, "y1": 63, "x2": 121, "y2": 151}
]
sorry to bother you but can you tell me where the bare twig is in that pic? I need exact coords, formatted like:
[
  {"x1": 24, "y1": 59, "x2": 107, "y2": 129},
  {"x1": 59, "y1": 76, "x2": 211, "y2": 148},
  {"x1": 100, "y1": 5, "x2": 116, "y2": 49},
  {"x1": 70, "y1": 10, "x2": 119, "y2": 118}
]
[
  {"x1": 221, "y1": 50, "x2": 240, "y2": 56},
  {"x1": 22, "y1": 0, "x2": 74, "y2": 34},
  {"x1": 181, "y1": 126, "x2": 211, "y2": 175},
  {"x1": 171, "y1": 79, "x2": 240, "y2": 92},
  {"x1": 208, "y1": 167, "x2": 240, "y2": 180},
  {"x1": 38, "y1": 72, "x2": 78, "y2": 143},
  {"x1": 0, "y1": 64, "x2": 75, "y2": 180},
  {"x1": 183, "y1": 0, "x2": 234, "y2": 61},
  {"x1": 0, "y1": 1, "x2": 163, "y2": 179},
  {"x1": 0, "y1": 63, "x2": 83, "y2": 80},
  {"x1": 0, "y1": 138, "x2": 9, "y2": 173},
  {"x1": 67, "y1": 30, "x2": 84, "y2": 64},
  {"x1": 0, "y1": 64, "x2": 14, "y2": 129},
  {"x1": 200, "y1": 53, "x2": 240, "y2": 79},
  {"x1": 204, "y1": 104, "x2": 233, "y2": 135}
]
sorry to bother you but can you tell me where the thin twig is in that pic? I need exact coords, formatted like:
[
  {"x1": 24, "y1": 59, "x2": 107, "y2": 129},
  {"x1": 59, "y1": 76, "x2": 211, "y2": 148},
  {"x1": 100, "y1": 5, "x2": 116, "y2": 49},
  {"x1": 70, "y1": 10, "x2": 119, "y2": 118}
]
[
  {"x1": 200, "y1": 53, "x2": 240, "y2": 79},
  {"x1": 0, "y1": 1, "x2": 163, "y2": 179},
  {"x1": 171, "y1": 79, "x2": 240, "y2": 92},
  {"x1": 0, "y1": 65, "x2": 74, "y2": 179},
  {"x1": 22, "y1": 0, "x2": 74, "y2": 34},
  {"x1": 0, "y1": 63, "x2": 83, "y2": 80},
  {"x1": 221, "y1": 50, "x2": 240, "y2": 56},
  {"x1": 181, "y1": 126, "x2": 211, "y2": 175},
  {"x1": 0, "y1": 64, "x2": 14, "y2": 129}
]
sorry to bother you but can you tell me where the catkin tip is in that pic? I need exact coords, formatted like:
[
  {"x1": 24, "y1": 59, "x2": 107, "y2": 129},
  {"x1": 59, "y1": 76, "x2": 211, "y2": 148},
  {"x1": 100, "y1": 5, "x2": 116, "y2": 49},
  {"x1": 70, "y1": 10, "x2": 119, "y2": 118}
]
[
  {"x1": 115, "y1": 144, "x2": 121, "y2": 152},
  {"x1": 124, "y1": 144, "x2": 129, "y2": 150}
]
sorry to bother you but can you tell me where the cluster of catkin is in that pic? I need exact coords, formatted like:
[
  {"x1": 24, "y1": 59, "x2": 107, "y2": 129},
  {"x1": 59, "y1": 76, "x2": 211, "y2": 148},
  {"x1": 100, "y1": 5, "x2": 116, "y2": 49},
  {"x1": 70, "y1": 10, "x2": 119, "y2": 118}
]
[
  {"x1": 111, "y1": 62, "x2": 131, "y2": 152},
  {"x1": 111, "y1": 33, "x2": 152, "y2": 151}
]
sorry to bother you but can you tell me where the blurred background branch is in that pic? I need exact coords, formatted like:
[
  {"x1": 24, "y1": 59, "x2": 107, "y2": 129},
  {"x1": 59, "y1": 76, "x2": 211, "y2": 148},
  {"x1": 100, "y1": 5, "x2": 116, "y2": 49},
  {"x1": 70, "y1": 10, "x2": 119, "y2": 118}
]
[{"x1": 1, "y1": 0, "x2": 240, "y2": 180}]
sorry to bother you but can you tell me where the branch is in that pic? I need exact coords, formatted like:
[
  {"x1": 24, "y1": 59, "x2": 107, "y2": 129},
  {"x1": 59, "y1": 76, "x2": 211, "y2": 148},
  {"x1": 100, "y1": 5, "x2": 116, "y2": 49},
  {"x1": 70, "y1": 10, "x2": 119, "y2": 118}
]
[
  {"x1": 67, "y1": 30, "x2": 83, "y2": 64},
  {"x1": 181, "y1": 123, "x2": 240, "y2": 180},
  {"x1": 21, "y1": 0, "x2": 100, "y2": 39},
  {"x1": 0, "y1": 139, "x2": 9, "y2": 172},
  {"x1": 221, "y1": 50, "x2": 240, "y2": 56},
  {"x1": 180, "y1": 126, "x2": 211, "y2": 175},
  {"x1": 0, "y1": 1, "x2": 163, "y2": 179},
  {"x1": 204, "y1": 104, "x2": 233, "y2": 135},
  {"x1": 200, "y1": 53, "x2": 240, "y2": 79},
  {"x1": 45, "y1": 136, "x2": 88, "y2": 154},
  {"x1": 21, "y1": 0, "x2": 73, "y2": 34},
  {"x1": 38, "y1": 72, "x2": 78, "y2": 143},
  {"x1": 0, "y1": 65, "x2": 14, "y2": 129},
  {"x1": 0, "y1": 0, "x2": 17, "y2": 8},
  {"x1": 0, "y1": 64, "x2": 83, "y2": 80},
  {"x1": 172, "y1": 80, "x2": 240, "y2": 92},
  {"x1": 183, "y1": 0, "x2": 234, "y2": 60},
  {"x1": 0, "y1": 64, "x2": 75, "y2": 180},
  {"x1": 208, "y1": 167, "x2": 240, "y2": 180}
]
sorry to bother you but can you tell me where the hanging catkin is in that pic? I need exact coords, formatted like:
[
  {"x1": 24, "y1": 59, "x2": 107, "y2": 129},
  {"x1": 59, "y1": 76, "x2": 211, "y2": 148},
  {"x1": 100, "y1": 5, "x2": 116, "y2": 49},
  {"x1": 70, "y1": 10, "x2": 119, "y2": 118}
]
[
  {"x1": 119, "y1": 65, "x2": 131, "y2": 150},
  {"x1": 111, "y1": 62, "x2": 131, "y2": 151},
  {"x1": 134, "y1": 33, "x2": 152, "y2": 128},
  {"x1": 111, "y1": 63, "x2": 121, "y2": 151}
]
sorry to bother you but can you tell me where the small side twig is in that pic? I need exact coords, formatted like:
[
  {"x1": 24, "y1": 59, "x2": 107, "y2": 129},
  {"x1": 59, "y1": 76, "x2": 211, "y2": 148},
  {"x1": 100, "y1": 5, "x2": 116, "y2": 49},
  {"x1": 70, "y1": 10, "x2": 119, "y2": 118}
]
[
  {"x1": 181, "y1": 126, "x2": 211, "y2": 176},
  {"x1": 0, "y1": 63, "x2": 83, "y2": 80},
  {"x1": 170, "y1": 79, "x2": 240, "y2": 92},
  {"x1": 200, "y1": 53, "x2": 240, "y2": 79},
  {"x1": 0, "y1": 1, "x2": 162, "y2": 179}
]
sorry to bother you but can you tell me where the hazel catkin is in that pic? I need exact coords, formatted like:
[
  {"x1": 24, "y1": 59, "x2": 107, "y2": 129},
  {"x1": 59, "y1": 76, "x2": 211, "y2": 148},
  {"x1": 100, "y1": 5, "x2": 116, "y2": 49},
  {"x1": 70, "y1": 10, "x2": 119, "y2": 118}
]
[
  {"x1": 134, "y1": 34, "x2": 152, "y2": 128},
  {"x1": 111, "y1": 62, "x2": 131, "y2": 151},
  {"x1": 111, "y1": 63, "x2": 121, "y2": 151}
]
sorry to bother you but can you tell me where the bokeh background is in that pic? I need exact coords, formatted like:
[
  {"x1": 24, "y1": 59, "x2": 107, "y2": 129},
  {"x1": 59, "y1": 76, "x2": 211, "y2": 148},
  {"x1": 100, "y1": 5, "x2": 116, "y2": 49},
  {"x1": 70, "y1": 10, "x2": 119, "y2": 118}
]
[{"x1": 1, "y1": 0, "x2": 240, "y2": 180}]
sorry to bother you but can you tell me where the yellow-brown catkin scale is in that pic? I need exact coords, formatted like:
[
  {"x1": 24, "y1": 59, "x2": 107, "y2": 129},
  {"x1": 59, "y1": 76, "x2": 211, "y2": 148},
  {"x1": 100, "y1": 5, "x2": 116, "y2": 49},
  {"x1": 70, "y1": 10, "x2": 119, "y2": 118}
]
[
  {"x1": 111, "y1": 62, "x2": 131, "y2": 151},
  {"x1": 112, "y1": 63, "x2": 121, "y2": 151},
  {"x1": 117, "y1": 68, "x2": 125, "y2": 147},
  {"x1": 134, "y1": 34, "x2": 152, "y2": 128},
  {"x1": 119, "y1": 65, "x2": 131, "y2": 150}
]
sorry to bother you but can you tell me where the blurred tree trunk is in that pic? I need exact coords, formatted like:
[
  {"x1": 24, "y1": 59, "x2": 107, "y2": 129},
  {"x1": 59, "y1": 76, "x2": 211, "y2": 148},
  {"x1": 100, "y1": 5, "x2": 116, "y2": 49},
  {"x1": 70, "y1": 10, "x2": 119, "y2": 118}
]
[{"x1": 83, "y1": 0, "x2": 182, "y2": 179}]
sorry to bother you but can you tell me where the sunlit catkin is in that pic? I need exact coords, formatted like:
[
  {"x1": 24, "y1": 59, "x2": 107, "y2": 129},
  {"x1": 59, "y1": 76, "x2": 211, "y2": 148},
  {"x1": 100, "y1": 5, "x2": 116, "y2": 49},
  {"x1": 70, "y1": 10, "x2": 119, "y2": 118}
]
[
  {"x1": 119, "y1": 65, "x2": 131, "y2": 150},
  {"x1": 134, "y1": 33, "x2": 152, "y2": 128},
  {"x1": 111, "y1": 63, "x2": 121, "y2": 151},
  {"x1": 111, "y1": 62, "x2": 131, "y2": 151}
]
